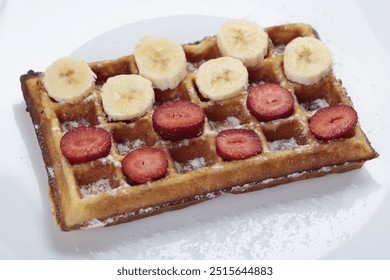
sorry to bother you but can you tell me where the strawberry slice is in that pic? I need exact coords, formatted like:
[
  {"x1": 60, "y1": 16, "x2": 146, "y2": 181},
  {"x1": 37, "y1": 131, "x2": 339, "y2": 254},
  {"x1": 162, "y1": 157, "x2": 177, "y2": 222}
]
[
  {"x1": 247, "y1": 84, "x2": 294, "y2": 121},
  {"x1": 122, "y1": 147, "x2": 168, "y2": 184},
  {"x1": 216, "y1": 129, "x2": 262, "y2": 161},
  {"x1": 152, "y1": 100, "x2": 205, "y2": 140},
  {"x1": 60, "y1": 126, "x2": 111, "y2": 164},
  {"x1": 309, "y1": 105, "x2": 358, "y2": 140}
]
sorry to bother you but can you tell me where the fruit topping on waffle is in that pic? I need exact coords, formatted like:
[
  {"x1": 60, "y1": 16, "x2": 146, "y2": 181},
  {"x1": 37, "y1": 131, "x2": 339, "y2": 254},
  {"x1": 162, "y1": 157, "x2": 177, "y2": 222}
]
[
  {"x1": 152, "y1": 100, "x2": 205, "y2": 140},
  {"x1": 216, "y1": 129, "x2": 262, "y2": 161},
  {"x1": 247, "y1": 84, "x2": 295, "y2": 121},
  {"x1": 309, "y1": 105, "x2": 358, "y2": 140},
  {"x1": 60, "y1": 127, "x2": 111, "y2": 164},
  {"x1": 20, "y1": 18, "x2": 378, "y2": 231},
  {"x1": 122, "y1": 147, "x2": 169, "y2": 184}
]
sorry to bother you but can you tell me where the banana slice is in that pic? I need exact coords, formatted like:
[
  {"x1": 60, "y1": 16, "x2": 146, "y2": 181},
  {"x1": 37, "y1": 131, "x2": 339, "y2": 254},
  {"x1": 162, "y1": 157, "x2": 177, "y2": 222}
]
[
  {"x1": 100, "y1": 74, "x2": 155, "y2": 121},
  {"x1": 43, "y1": 57, "x2": 96, "y2": 103},
  {"x1": 283, "y1": 36, "x2": 333, "y2": 85},
  {"x1": 134, "y1": 36, "x2": 187, "y2": 91},
  {"x1": 217, "y1": 19, "x2": 269, "y2": 68},
  {"x1": 195, "y1": 56, "x2": 248, "y2": 101}
]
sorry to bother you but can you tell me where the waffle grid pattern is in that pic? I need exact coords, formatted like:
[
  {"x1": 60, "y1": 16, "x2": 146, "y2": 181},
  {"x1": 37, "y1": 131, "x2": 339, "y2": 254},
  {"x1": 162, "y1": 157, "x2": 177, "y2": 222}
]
[{"x1": 21, "y1": 23, "x2": 377, "y2": 230}]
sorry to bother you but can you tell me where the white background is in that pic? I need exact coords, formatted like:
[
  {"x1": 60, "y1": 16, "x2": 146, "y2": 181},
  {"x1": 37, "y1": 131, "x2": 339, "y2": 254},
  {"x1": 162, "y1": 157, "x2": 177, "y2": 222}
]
[{"x1": 0, "y1": 0, "x2": 389, "y2": 259}]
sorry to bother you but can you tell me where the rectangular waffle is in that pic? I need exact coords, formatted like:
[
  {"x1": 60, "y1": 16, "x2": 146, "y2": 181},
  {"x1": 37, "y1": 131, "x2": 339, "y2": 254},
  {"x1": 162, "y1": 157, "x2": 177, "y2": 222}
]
[{"x1": 20, "y1": 23, "x2": 378, "y2": 231}]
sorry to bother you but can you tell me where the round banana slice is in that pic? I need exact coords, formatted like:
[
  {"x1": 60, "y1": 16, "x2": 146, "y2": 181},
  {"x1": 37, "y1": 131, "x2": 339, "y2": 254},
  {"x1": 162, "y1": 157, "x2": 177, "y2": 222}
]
[
  {"x1": 43, "y1": 57, "x2": 96, "y2": 103},
  {"x1": 283, "y1": 36, "x2": 333, "y2": 85},
  {"x1": 195, "y1": 57, "x2": 248, "y2": 101},
  {"x1": 100, "y1": 74, "x2": 155, "y2": 121},
  {"x1": 217, "y1": 19, "x2": 269, "y2": 68},
  {"x1": 134, "y1": 36, "x2": 187, "y2": 91}
]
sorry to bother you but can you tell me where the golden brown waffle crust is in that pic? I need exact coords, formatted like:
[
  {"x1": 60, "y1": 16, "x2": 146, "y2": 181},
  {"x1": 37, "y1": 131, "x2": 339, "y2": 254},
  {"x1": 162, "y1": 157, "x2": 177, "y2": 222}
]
[{"x1": 21, "y1": 23, "x2": 378, "y2": 231}]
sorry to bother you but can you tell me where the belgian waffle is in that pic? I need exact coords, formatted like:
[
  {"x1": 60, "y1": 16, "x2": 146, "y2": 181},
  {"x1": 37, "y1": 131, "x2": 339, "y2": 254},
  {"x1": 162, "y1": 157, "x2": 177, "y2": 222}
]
[{"x1": 20, "y1": 22, "x2": 378, "y2": 231}]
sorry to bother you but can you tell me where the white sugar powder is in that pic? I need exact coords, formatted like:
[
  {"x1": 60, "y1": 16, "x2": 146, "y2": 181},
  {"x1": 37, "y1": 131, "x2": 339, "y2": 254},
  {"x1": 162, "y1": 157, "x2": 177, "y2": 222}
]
[
  {"x1": 174, "y1": 157, "x2": 206, "y2": 173},
  {"x1": 269, "y1": 138, "x2": 298, "y2": 152},
  {"x1": 301, "y1": 98, "x2": 330, "y2": 111},
  {"x1": 319, "y1": 166, "x2": 332, "y2": 172},
  {"x1": 208, "y1": 116, "x2": 241, "y2": 132},
  {"x1": 116, "y1": 139, "x2": 146, "y2": 154},
  {"x1": 47, "y1": 167, "x2": 54, "y2": 178},
  {"x1": 83, "y1": 218, "x2": 107, "y2": 229},
  {"x1": 274, "y1": 45, "x2": 285, "y2": 55},
  {"x1": 287, "y1": 171, "x2": 308, "y2": 179},
  {"x1": 84, "y1": 92, "x2": 97, "y2": 102},
  {"x1": 312, "y1": 98, "x2": 329, "y2": 109},
  {"x1": 226, "y1": 116, "x2": 241, "y2": 127},
  {"x1": 250, "y1": 81, "x2": 266, "y2": 88},
  {"x1": 99, "y1": 155, "x2": 121, "y2": 167},
  {"x1": 139, "y1": 207, "x2": 154, "y2": 215},
  {"x1": 206, "y1": 193, "x2": 216, "y2": 199},
  {"x1": 174, "y1": 139, "x2": 190, "y2": 148},
  {"x1": 187, "y1": 62, "x2": 197, "y2": 72},
  {"x1": 186, "y1": 59, "x2": 206, "y2": 72},
  {"x1": 212, "y1": 164, "x2": 224, "y2": 170},
  {"x1": 61, "y1": 119, "x2": 90, "y2": 132},
  {"x1": 80, "y1": 178, "x2": 112, "y2": 198}
]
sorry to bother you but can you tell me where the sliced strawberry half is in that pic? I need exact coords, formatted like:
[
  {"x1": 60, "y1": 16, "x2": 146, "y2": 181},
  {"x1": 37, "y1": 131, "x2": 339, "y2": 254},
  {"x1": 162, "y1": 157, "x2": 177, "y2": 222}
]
[
  {"x1": 152, "y1": 100, "x2": 205, "y2": 140},
  {"x1": 216, "y1": 129, "x2": 262, "y2": 161},
  {"x1": 247, "y1": 83, "x2": 294, "y2": 121},
  {"x1": 122, "y1": 147, "x2": 168, "y2": 184},
  {"x1": 60, "y1": 126, "x2": 111, "y2": 164},
  {"x1": 309, "y1": 104, "x2": 358, "y2": 140}
]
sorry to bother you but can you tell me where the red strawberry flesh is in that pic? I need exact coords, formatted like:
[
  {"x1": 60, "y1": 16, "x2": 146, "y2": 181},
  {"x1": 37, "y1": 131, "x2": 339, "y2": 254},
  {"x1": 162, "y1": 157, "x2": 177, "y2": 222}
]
[
  {"x1": 60, "y1": 126, "x2": 111, "y2": 164},
  {"x1": 153, "y1": 100, "x2": 205, "y2": 140},
  {"x1": 247, "y1": 84, "x2": 294, "y2": 121},
  {"x1": 309, "y1": 105, "x2": 358, "y2": 140},
  {"x1": 216, "y1": 129, "x2": 262, "y2": 161},
  {"x1": 122, "y1": 147, "x2": 168, "y2": 184}
]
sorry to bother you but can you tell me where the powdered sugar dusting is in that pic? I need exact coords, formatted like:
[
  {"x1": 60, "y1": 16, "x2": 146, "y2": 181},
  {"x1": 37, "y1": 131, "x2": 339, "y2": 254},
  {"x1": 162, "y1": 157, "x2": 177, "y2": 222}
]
[
  {"x1": 139, "y1": 207, "x2": 155, "y2": 215},
  {"x1": 80, "y1": 178, "x2": 112, "y2": 198},
  {"x1": 301, "y1": 98, "x2": 330, "y2": 111},
  {"x1": 231, "y1": 163, "x2": 343, "y2": 193},
  {"x1": 212, "y1": 164, "x2": 224, "y2": 170},
  {"x1": 186, "y1": 59, "x2": 206, "y2": 72},
  {"x1": 116, "y1": 139, "x2": 146, "y2": 154},
  {"x1": 187, "y1": 62, "x2": 197, "y2": 72},
  {"x1": 52, "y1": 125, "x2": 61, "y2": 131},
  {"x1": 173, "y1": 139, "x2": 190, "y2": 148},
  {"x1": 287, "y1": 171, "x2": 308, "y2": 179},
  {"x1": 99, "y1": 155, "x2": 121, "y2": 167},
  {"x1": 294, "y1": 145, "x2": 309, "y2": 153},
  {"x1": 319, "y1": 165, "x2": 332, "y2": 172},
  {"x1": 47, "y1": 167, "x2": 54, "y2": 178},
  {"x1": 83, "y1": 218, "x2": 106, "y2": 229},
  {"x1": 84, "y1": 190, "x2": 226, "y2": 229},
  {"x1": 231, "y1": 181, "x2": 260, "y2": 192},
  {"x1": 274, "y1": 45, "x2": 285, "y2": 55},
  {"x1": 226, "y1": 116, "x2": 241, "y2": 127},
  {"x1": 61, "y1": 119, "x2": 90, "y2": 132},
  {"x1": 269, "y1": 137, "x2": 298, "y2": 151},
  {"x1": 174, "y1": 157, "x2": 207, "y2": 173},
  {"x1": 208, "y1": 116, "x2": 241, "y2": 132},
  {"x1": 204, "y1": 125, "x2": 217, "y2": 135},
  {"x1": 84, "y1": 92, "x2": 97, "y2": 102},
  {"x1": 250, "y1": 81, "x2": 266, "y2": 88}
]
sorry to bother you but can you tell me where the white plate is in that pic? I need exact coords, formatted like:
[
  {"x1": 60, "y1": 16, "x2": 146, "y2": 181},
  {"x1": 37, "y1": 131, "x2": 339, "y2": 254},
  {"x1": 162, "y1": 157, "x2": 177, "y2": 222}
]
[{"x1": 4, "y1": 11, "x2": 390, "y2": 259}]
